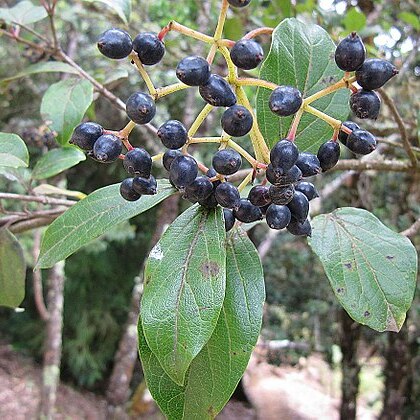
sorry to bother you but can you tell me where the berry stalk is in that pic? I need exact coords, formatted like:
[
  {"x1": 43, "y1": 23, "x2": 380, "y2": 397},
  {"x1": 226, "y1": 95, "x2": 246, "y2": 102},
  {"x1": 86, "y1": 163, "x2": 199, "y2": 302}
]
[
  {"x1": 213, "y1": 0, "x2": 230, "y2": 41},
  {"x1": 304, "y1": 105, "x2": 342, "y2": 130},
  {"x1": 129, "y1": 52, "x2": 156, "y2": 95},
  {"x1": 154, "y1": 82, "x2": 189, "y2": 99},
  {"x1": 236, "y1": 77, "x2": 278, "y2": 90},
  {"x1": 158, "y1": 21, "x2": 214, "y2": 44}
]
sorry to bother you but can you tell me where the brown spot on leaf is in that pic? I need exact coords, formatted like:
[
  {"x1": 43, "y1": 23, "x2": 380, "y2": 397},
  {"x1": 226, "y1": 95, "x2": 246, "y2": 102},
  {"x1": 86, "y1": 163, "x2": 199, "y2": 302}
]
[
  {"x1": 207, "y1": 406, "x2": 216, "y2": 417},
  {"x1": 364, "y1": 311, "x2": 370, "y2": 317},
  {"x1": 386, "y1": 255, "x2": 395, "y2": 260},
  {"x1": 200, "y1": 261, "x2": 220, "y2": 278},
  {"x1": 344, "y1": 262, "x2": 352, "y2": 269}
]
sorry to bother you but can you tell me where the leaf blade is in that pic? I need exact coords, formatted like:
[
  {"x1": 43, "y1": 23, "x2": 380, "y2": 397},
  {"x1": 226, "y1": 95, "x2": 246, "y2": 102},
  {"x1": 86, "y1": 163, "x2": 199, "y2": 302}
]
[
  {"x1": 0, "y1": 133, "x2": 29, "y2": 168},
  {"x1": 82, "y1": 0, "x2": 131, "y2": 23},
  {"x1": 37, "y1": 180, "x2": 176, "y2": 269},
  {"x1": 0, "y1": 1, "x2": 47, "y2": 25},
  {"x1": 309, "y1": 207, "x2": 417, "y2": 332}
]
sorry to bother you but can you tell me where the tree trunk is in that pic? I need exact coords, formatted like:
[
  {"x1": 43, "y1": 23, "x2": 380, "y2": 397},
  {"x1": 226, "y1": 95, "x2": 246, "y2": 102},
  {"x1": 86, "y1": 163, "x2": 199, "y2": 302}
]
[
  {"x1": 40, "y1": 261, "x2": 65, "y2": 420},
  {"x1": 106, "y1": 194, "x2": 179, "y2": 418},
  {"x1": 380, "y1": 322, "x2": 409, "y2": 420},
  {"x1": 339, "y1": 309, "x2": 361, "y2": 420}
]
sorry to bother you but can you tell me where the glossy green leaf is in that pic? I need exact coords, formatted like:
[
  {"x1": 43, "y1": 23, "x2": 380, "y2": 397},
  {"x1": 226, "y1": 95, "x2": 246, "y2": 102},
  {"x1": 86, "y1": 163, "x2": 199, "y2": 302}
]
[
  {"x1": 82, "y1": 0, "x2": 131, "y2": 23},
  {"x1": 139, "y1": 228, "x2": 265, "y2": 419},
  {"x1": 0, "y1": 229, "x2": 26, "y2": 308},
  {"x1": 37, "y1": 180, "x2": 176, "y2": 269},
  {"x1": 343, "y1": 8, "x2": 367, "y2": 32},
  {"x1": 141, "y1": 205, "x2": 226, "y2": 385},
  {"x1": 309, "y1": 208, "x2": 417, "y2": 332},
  {"x1": 0, "y1": 1, "x2": 47, "y2": 25},
  {"x1": 256, "y1": 18, "x2": 350, "y2": 152},
  {"x1": 32, "y1": 147, "x2": 86, "y2": 180},
  {"x1": 40, "y1": 79, "x2": 94, "y2": 145},
  {"x1": 0, "y1": 133, "x2": 29, "y2": 168},
  {"x1": 1, "y1": 62, "x2": 79, "y2": 83},
  {"x1": 398, "y1": 12, "x2": 420, "y2": 31}
]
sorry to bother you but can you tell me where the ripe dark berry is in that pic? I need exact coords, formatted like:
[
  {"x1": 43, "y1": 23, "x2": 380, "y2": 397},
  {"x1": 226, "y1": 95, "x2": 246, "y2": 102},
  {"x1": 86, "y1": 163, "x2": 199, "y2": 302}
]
[
  {"x1": 157, "y1": 120, "x2": 188, "y2": 149},
  {"x1": 215, "y1": 182, "x2": 241, "y2": 209},
  {"x1": 349, "y1": 90, "x2": 381, "y2": 120},
  {"x1": 123, "y1": 148, "x2": 152, "y2": 177},
  {"x1": 296, "y1": 153, "x2": 321, "y2": 177},
  {"x1": 97, "y1": 28, "x2": 132, "y2": 59},
  {"x1": 223, "y1": 209, "x2": 235, "y2": 232},
  {"x1": 248, "y1": 185, "x2": 271, "y2": 207},
  {"x1": 338, "y1": 121, "x2": 360, "y2": 146},
  {"x1": 132, "y1": 32, "x2": 165, "y2": 65},
  {"x1": 70, "y1": 122, "x2": 103, "y2": 151},
  {"x1": 199, "y1": 75, "x2": 237, "y2": 107},
  {"x1": 270, "y1": 139, "x2": 299, "y2": 173},
  {"x1": 287, "y1": 191, "x2": 309, "y2": 223},
  {"x1": 126, "y1": 92, "x2": 156, "y2": 124},
  {"x1": 185, "y1": 176, "x2": 213, "y2": 202},
  {"x1": 92, "y1": 134, "x2": 122, "y2": 162},
  {"x1": 287, "y1": 218, "x2": 312, "y2": 237},
  {"x1": 169, "y1": 155, "x2": 198, "y2": 189},
  {"x1": 163, "y1": 149, "x2": 182, "y2": 171},
  {"x1": 230, "y1": 39, "x2": 263, "y2": 70},
  {"x1": 346, "y1": 129, "x2": 376, "y2": 155},
  {"x1": 227, "y1": 0, "x2": 251, "y2": 7},
  {"x1": 266, "y1": 205, "x2": 292, "y2": 230},
  {"x1": 120, "y1": 178, "x2": 141, "y2": 201},
  {"x1": 269, "y1": 86, "x2": 302, "y2": 117},
  {"x1": 269, "y1": 184, "x2": 295, "y2": 205},
  {"x1": 132, "y1": 175, "x2": 157, "y2": 195},
  {"x1": 355, "y1": 58, "x2": 398, "y2": 90},
  {"x1": 266, "y1": 164, "x2": 302, "y2": 186},
  {"x1": 212, "y1": 149, "x2": 242, "y2": 175},
  {"x1": 295, "y1": 181, "x2": 319, "y2": 201},
  {"x1": 233, "y1": 199, "x2": 263, "y2": 223},
  {"x1": 198, "y1": 192, "x2": 218, "y2": 209},
  {"x1": 206, "y1": 167, "x2": 222, "y2": 188},
  {"x1": 334, "y1": 32, "x2": 366, "y2": 71},
  {"x1": 221, "y1": 105, "x2": 253, "y2": 137},
  {"x1": 317, "y1": 141, "x2": 340, "y2": 172},
  {"x1": 176, "y1": 56, "x2": 211, "y2": 86}
]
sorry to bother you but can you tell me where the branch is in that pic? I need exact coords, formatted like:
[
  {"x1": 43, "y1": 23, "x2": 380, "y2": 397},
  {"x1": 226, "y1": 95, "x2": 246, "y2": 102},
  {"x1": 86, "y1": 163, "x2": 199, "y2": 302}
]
[
  {"x1": 332, "y1": 159, "x2": 415, "y2": 172},
  {"x1": 9, "y1": 215, "x2": 61, "y2": 234},
  {"x1": 400, "y1": 218, "x2": 420, "y2": 238},
  {"x1": 0, "y1": 192, "x2": 76, "y2": 206}
]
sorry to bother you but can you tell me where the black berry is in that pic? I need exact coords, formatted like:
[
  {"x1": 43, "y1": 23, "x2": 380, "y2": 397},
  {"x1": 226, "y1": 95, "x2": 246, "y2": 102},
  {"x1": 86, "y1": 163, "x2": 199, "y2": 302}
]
[
  {"x1": 163, "y1": 149, "x2": 182, "y2": 171},
  {"x1": 230, "y1": 39, "x2": 263, "y2": 70},
  {"x1": 296, "y1": 152, "x2": 321, "y2": 177},
  {"x1": 126, "y1": 92, "x2": 156, "y2": 124},
  {"x1": 92, "y1": 134, "x2": 122, "y2": 162},
  {"x1": 199, "y1": 74, "x2": 237, "y2": 107},
  {"x1": 227, "y1": 0, "x2": 251, "y2": 7},
  {"x1": 346, "y1": 129, "x2": 376, "y2": 155},
  {"x1": 157, "y1": 120, "x2": 188, "y2": 149},
  {"x1": 176, "y1": 56, "x2": 211, "y2": 86},
  {"x1": 97, "y1": 28, "x2": 132, "y2": 59},
  {"x1": 295, "y1": 181, "x2": 319, "y2": 201},
  {"x1": 132, "y1": 32, "x2": 165, "y2": 65},
  {"x1": 355, "y1": 58, "x2": 398, "y2": 90},
  {"x1": 349, "y1": 90, "x2": 381, "y2": 120},
  {"x1": 334, "y1": 32, "x2": 366, "y2": 71},
  {"x1": 123, "y1": 148, "x2": 152, "y2": 177},
  {"x1": 233, "y1": 199, "x2": 263, "y2": 223},
  {"x1": 248, "y1": 185, "x2": 271, "y2": 207},
  {"x1": 70, "y1": 122, "x2": 103, "y2": 151},
  {"x1": 287, "y1": 191, "x2": 309, "y2": 223},
  {"x1": 266, "y1": 204, "x2": 292, "y2": 230},
  {"x1": 269, "y1": 184, "x2": 295, "y2": 205},
  {"x1": 266, "y1": 164, "x2": 302, "y2": 186},
  {"x1": 317, "y1": 141, "x2": 340, "y2": 172},
  {"x1": 270, "y1": 139, "x2": 299, "y2": 173},
  {"x1": 212, "y1": 149, "x2": 242, "y2": 175},
  {"x1": 215, "y1": 182, "x2": 241, "y2": 209},
  {"x1": 120, "y1": 178, "x2": 141, "y2": 201},
  {"x1": 132, "y1": 175, "x2": 157, "y2": 195},
  {"x1": 221, "y1": 105, "x2": 253, "y2": 137},
  {"x1": 223, "y1": 209, "x2": 235, "y2": 232},
  {"x1": 169, "y1": 155, "x2": 198, "y2": 189},
  {"x1": 338, "y1": 121, "x2": 360, "y2": 146},
  {"x1": 287, "y1": 218, "x2": 312, "y2": 237},
  {"x1": 185, "y1": 176, "x2": 213, "y2": 202},
  {"x1": 269, "y1": 86, "x2": 302, "y2": 117},
  {"x1": 198, "y1": 192, "x2": 218, "y2": 209}
]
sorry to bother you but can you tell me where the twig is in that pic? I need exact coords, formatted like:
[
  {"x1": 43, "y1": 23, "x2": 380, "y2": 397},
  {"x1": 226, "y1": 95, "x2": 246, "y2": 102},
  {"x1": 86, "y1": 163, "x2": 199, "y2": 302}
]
[
  {"x1": 400, "y1": 218, "x2": 420, "y2": 238},
  {"x1": 333, "y1": 159, "x2": 415, "y2": 172},
  {"x1": 9, "y1": 215, "x2": 61, "y2": 233},
  {"x1": 0, "y1": 192, "x2": 76, "y2": 206}
]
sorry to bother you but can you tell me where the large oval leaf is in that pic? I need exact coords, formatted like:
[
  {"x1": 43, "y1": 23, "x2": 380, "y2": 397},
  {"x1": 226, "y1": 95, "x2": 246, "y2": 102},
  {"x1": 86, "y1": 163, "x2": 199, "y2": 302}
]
[
  {"x1": 0, "y1": 1, "x2": 47, "y2": 25},
  {"x1": 0, "y1": 229, "x2": 26, "y2": 308},
  {"x1": 82, "y1": 0, "x2": 131, "y2": 24},
  {"x1": 37, "y1": 180, "x2": 176, "y2": 269},
  {"x1": 256, "y1": 18, "x2": 350, "y2": 152},
  {"x1": 0, "y1": 133, "x2": 29, "y2": 168},
  {"x1": 309, "y1": 208, "x2": 418, "y2": 332},
  {"x1": 32, "y1": 147, "x2": 86, "y2": 180},
  {"x1": 141, "y1": 205, "x2": 226, "y2": 386},
  {"x1": 139, "y1": 228, "x2": 265, "y2": 419},
  {"x1": 40, "y1": 79, "x2": 94, "y2": 145}
]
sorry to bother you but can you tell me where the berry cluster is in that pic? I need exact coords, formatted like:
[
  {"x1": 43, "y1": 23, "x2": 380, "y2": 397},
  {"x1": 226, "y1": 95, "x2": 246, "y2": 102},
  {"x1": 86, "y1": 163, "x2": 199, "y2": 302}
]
[{"x1": 70, "y1": 1, "x2": 398, "y2": 238}]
